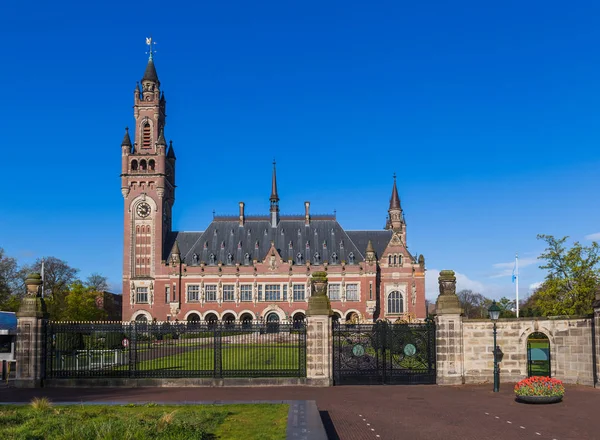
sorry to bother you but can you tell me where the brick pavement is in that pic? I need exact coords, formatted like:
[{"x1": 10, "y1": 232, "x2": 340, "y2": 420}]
[{"x1": 1, "y1": 384, "x2": 598, "y2": 440}]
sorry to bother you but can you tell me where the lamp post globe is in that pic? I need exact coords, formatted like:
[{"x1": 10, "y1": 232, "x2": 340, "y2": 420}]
[{"x1": 488, "y1": 301, "x2": 501, "y2": 392}]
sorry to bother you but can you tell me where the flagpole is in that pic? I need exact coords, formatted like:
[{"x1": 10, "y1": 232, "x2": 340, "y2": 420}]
[
  {"x1": 41, "y1": 258, "x2": 44, "y2": 298},
  {"x1": 515, "y1": 253, "x2": 519, "y2": 318}
]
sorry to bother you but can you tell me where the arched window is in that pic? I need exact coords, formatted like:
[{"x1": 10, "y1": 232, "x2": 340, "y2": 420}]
[
  {"x1": 142, "y1": 123, "x2": 151, "y2": 149},
  {"x1": 398, "y1": 255, "x2": 402, "y2": 265},
  {"x1": 393, "y1": 255, "x2": 397, "y2": 265},
  {"x1": 131, "y1": 160, "x2": 138, "y2": 171},
  {"x1": 388, "y1": 255, "x2": 392, "y2": 265},
  {"x1": 187, "y1": 313, "x2": 200, "y2": 322},
  {"x1": 388, "y1": 291, "x2": 403, "y2": 314},
  {"x1": 205, "y1": 313, "x2": 218, "y2": 329},
  {"x1": 140, "y1": 159, "x2": 147, "y2": 171},
  {"x1": 149, "y1": 159, "x2": 155, "y2": 171}
]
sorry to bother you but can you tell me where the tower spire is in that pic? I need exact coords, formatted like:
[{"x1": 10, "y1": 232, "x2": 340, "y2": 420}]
[
  {"x1": 269, "y1": 160, "x2": 280, "y2": 227},
  {"x1": 387, "y1": 173, "x2": 404, "y2": 231},
  {"x1": 121, "y1": 127, "x2": 132, "y2": 148},
  {"x1": 389, "y1": 173, "x2": 400, "y2": 210},
  {"x1": 270, "y1": 160, "x2": 279, "y2": 202}
]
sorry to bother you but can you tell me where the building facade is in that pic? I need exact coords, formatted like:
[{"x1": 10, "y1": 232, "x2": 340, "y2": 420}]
[{"x1": 121, "y1": 55, "x2": 427, "y2": 324}]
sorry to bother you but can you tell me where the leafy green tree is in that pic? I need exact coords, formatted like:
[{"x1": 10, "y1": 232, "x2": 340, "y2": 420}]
[
  {"x1": 530, "y1": 235, "x2": 600, "y2": 316},
  {"x1": 61, "y1": 282, "x2": 107, "y2": 322},
  {"x1": 497, "y1": 296, "x2": 516, "y2": 318}
]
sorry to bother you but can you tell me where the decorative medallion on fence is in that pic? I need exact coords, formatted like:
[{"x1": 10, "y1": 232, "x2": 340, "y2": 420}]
[{"x1": 333, "y1": 320, "x2": 436, "y2": 385}]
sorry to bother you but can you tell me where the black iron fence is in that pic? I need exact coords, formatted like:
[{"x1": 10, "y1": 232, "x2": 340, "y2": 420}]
[
  {"x1": 333, "y1": 321, "x2": 436, "y2": 385},
  {"x1": 45, "y1": 320, "x2": 306, "y2": 379}
]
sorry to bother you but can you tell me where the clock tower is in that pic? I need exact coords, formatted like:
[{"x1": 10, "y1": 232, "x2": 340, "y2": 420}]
[{"x1": 121, "y1": 43, "x2": 176, "y2": 305}]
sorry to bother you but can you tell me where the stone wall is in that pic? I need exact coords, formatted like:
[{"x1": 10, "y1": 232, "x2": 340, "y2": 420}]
[{"x1": 462, "y1": 317, "x2": 594, "y2": 386}]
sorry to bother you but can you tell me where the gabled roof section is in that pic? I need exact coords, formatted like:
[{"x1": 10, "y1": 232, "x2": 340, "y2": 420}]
[{"x1": 345, "y1": 230, "x2": 392, "y2": 259}]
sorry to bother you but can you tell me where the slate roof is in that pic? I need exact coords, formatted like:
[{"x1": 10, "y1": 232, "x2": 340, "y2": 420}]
[
  {"x1": 164, "y1": 218, "x2": 393, "y2": 267},
  {"x1": 0, "y1": 311, "x2": 17, "y2": 334},
  {"x1": 142, "y1": 59, "x2": 159, "y2": 84}
]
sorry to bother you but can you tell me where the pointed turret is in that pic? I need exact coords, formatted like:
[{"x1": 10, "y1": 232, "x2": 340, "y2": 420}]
[
  {"x1": 142, "y1": 58, "x2": 160, "y2": 86},
  {"x1": 387, "y1": 174, "x2": 404, "y2": 231},
  {"x1": 389, "y1": 173, "x2": 401, "y2": 210},
  {"x1": 167, "y1": 140, "x2": 176, "y2": 160},
  {"x1": 121, "y1": 127, "x2": 132, "y2": 148},
  {"x1": 366, "y1": 240, "x2": 376, "y2": 263},
  {"x1": 170, "y1": 240, "x2": 181, "y2": 266},
  {"x1": 269, "y1": 161, "x2": 280, "y2": 227},
  {"x1": 157, "y1": 128, "x2": 167, "y2": 146}
]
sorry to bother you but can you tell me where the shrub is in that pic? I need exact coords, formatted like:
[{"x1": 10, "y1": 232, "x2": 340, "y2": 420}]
[
  {"x1": 514, "y1": 376, "x2": 565, "y2": 397},
  {"x1": 30, "y1": 397, "x2": 53, "y2": 411},
  {"x1": 55, "y1": 332, "x2": 85, "y2": 352}
]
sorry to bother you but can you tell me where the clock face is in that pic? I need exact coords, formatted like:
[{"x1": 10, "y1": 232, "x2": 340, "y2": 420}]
[{"x1": 136, "y1": 202, "x2": 151, "y2": 218}]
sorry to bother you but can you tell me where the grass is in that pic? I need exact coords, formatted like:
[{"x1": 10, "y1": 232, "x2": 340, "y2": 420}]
[
  {"x1": 0, "y1": 402, "x2": 288, "y2": 440},
  {"x1": 135, "y1": 345, "x2": 301, "y2": 372}
]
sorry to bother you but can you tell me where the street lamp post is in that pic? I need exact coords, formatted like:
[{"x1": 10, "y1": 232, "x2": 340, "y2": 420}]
[{"x1": 488, "y1": 301, "x2": 501, "y2": 393}]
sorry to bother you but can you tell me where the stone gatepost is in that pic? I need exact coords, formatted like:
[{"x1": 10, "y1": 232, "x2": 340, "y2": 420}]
[
  {"x1": 435, "y1": 270, "x2": 464, "y2": 385},
  {"x1": 306, "y1": 271, "x2": 333, "y2": 386},
  {"x1": 15, "y1": 273, "x2": 48, "y2": 388},
  {"x1": 593, "y1": 287, "x2": 600, "y2": 387}
]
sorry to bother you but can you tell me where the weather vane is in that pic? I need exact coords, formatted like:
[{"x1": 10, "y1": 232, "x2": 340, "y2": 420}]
[{"x1": 145, "y1": 36, "x2": 157, "y2": 60}]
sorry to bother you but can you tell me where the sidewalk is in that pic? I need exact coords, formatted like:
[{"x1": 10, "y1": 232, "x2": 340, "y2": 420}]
[{"x1": 1, "y1": 384, "x2": 598, "y2": 440}]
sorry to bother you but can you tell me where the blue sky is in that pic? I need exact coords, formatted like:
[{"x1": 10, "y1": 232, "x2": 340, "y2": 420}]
[{"x1": 1, "y1": 1, "x2": 599, "y2": 301}]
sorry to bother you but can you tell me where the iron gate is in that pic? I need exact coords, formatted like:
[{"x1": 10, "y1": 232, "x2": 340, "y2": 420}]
[{"x1": 333, "y1": 321, "x2": 436, "y2": 385}]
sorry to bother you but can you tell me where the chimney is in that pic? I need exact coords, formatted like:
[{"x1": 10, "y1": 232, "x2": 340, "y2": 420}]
[
  {"x1": 239, "y1": 202, "x2": 245, "y2": 227},
  {"x1": 304, "y1": 201, "x2": 310, "y2": 226}
]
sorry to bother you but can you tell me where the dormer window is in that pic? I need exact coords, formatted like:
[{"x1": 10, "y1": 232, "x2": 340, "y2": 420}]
[
  {"x1": 348, "y1": 252, "x2": 355, "y2": 264},
  {"x1": 209, "y1": 253, "x2": 216, "y2": 265}
]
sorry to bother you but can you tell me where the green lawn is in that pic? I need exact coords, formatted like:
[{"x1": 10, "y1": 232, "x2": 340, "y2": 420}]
[
  {"x1": 135, "y1": 344, "x2": 301, "y2": 372},
  {"x1": 0, "y1": 402, "x2": 288, "y2": 440}
]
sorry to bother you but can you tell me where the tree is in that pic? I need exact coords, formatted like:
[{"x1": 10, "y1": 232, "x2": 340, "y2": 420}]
[
  {"x1": 0, "y1": 248, "x2": 29, "y2": 311},
  {"x1": 457, "y1": 289, "x2": 488, "y2": 318},
  {"x1": 85, "y1": 273, "x2": 109, "y2": 292},
  {"x1": 497, "y1": 296, "x2": 516, "y2": 318},
  {"x1": 530, "y1": 235, "x2": 600, "y2": 316},
  {"x1": 25, "y1": 257, "x2": 79, "y2": 319},
  {"x1": 62, "y1": 282, "x2": 107, "y2": 322}
]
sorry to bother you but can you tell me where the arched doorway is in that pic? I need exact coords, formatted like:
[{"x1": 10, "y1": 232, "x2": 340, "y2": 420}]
[
  {"x1": 240, "y1": 313, "x2": 253, "y2": 330},
  {"x1": 266, "y1": 312, "x2": 280, "y2": 334},
  {"x1": 292, "y1": 312, "x2": 306, "y2": 329},
  {"x1": 332, "y1": 312, "x2": 341, "y2": 325},
  {"x1": 135, "y1": 314, "x2": 148, "y2": 322},
  {"x1": 205, "y1": 312, "x2": 219, "y2": 329},
  {"x1": 222, "y1": 313, "x2": 236, "y2": 329},
  {"x1": 527, "y1": 332, "x2": 551, "y2": 377}
]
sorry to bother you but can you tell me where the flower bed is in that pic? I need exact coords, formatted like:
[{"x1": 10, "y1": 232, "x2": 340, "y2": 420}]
[{"x1": 515, "y1": 376, "x2": 564, "y2": 403}]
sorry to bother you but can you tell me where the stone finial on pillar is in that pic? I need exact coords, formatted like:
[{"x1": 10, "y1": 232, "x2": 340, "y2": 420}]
[
  {"x1": 435, "y1": 270, "x2": 463, "y2": 315},
  {"x1": 306, "y1": 271, "x2": 333, "y2": 386},
  {"x1": 15, "y1": 272, "x2": 48, "y2": 388},
  {"x1": 435, "y1": 270, "x2": 464, "y2": 385}
]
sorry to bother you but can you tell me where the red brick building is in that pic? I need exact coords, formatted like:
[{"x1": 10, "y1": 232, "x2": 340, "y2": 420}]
[{"x1": 121, "y1": 55, "x2": 426, "y2": 324}]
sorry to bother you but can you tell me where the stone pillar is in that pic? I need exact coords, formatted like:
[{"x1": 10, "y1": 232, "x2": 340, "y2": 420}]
[
  {"x1": 435, "y1": 270, "x2": 464, "y2": 385},
  {"x1": 306, "y1": 271, "x2": 333, "y2": 386},
  {"x1": 593, "y1": 287, "x2": 600, "y2": 387},
  {"x1": 15, "y1": 273, "x2": 48, "y2": 388}
]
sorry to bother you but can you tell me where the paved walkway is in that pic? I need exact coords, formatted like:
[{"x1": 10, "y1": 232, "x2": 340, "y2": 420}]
[{"x1": 1, "y1": 384, "x2": 598, "y2": 440}]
